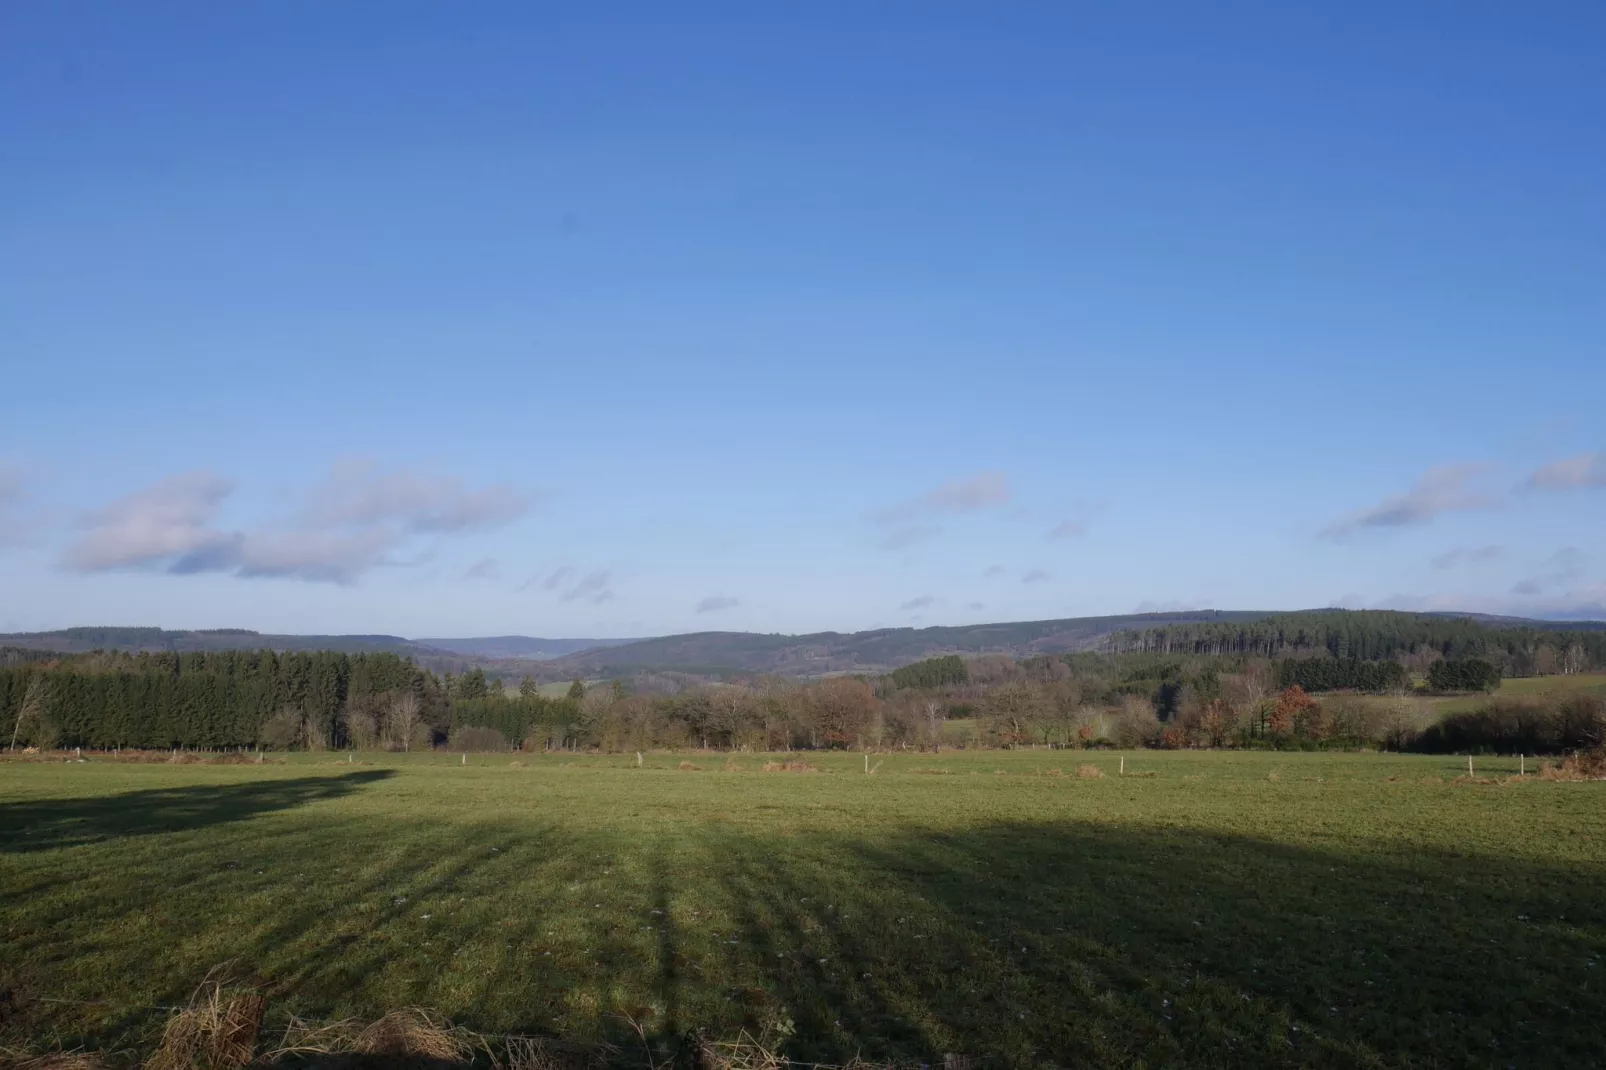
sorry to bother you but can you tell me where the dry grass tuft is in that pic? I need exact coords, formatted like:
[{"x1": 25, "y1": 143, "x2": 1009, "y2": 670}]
[
  {"x1": 910, "y1": 768, "x2": 950, "y2": 775},
  {"x1": 722, "y1": 756, "x2": 743, "y2": 772},
  {"x1": 760, "y1": 761, "x2": 818, "y2": 773},
  {"x1": 1075, "y1": 764, "x2": 1104, "y2": 779},
  {"x1": 698, "y1": 1030, "x2": 789, "y2": 1070},
  {"x1": 272, "y1": 1009, "x2": 468, "y2": 1065},
  {"x1": 144, "y1": 972, "x2": 266, "y2": 1070},
  {"x1": 678, "y1": 761, "x2": 701, "y2": 771},
  {"x1": 492, "y1": 1035, "x2": 605, "y2": 1070},
  {"x1": 1538, "y1": 748, "x2": 1606, "y2": 781}
]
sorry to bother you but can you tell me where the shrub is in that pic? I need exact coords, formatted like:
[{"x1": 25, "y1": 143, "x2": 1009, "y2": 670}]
[
  {"x1": 1111, "y1": 696, "x2": 1160, "y2": 748},
  {"x1": 257, "y1": 707, "x2": 305, "y2": 751}
]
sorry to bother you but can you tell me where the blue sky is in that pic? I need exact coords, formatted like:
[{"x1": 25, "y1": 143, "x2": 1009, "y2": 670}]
[{"x1": 3, "y1": 2, "x2": 1604, "y2": 637}]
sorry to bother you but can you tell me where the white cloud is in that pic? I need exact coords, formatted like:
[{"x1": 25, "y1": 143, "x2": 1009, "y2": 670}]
[
  {"x1": 302, "y1": 458, "x2": 535, "y2": 532},
  {"x1": 870, "y1": 473, "x2": 1012, "y2": 548},
  {"x1": 1526, "y1": 452, "x2": 1606, "y2": 491},
  {"x1": 63, "y1": 463, "x2": 531, "y2": 584},
  {"x1": 1321, "y1": 463, "x2": 1497, "y2": 538},
  {"x1": 1431, "y1": 545, "x2": 1505, "y2": 570},
  {"x1": 64, "y1": 471, "x2": 236, "y2": 571}
]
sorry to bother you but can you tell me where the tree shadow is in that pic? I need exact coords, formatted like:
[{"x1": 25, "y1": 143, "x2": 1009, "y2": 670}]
[
  {"x1": 0, "y1": 770, "x2": 396, "y2": 853},
  {"x1": 7, "y1": 797, "x2": 1605, "y2": 1068},
  {"x1": 706, "y1": 820, "x2": 1606, "y2": 1067}
]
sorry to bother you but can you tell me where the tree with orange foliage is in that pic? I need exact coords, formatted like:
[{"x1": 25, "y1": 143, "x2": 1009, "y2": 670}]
[
  {"x1": 1270, "y1": 685, "x2": 1315, "y2": 736},
  {"x1": 1197, "y1": 698, "x2": 1232, "y2": 747}
]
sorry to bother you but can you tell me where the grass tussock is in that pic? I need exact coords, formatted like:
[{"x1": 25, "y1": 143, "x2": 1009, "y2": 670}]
[
  {"x1": 271, "y1": 1009, "x2": 468, "y2": 1065},
  {"x1": 1538, "y1": 748, "x2": 1606, "y2": 782},
  {"x1": 1075, "y1": 764, "x2": 1104, "y2": 779},
  {"x1": 678, "y1": 761, "x2": 701, "y2": 771},
  {"x1": 760, "y1": 761, "x2": 817, "y2": 773},
  {"x1": 722, "y1": 756, "x2": 743, "y2": 772},
  {"x1": 144, "y1": 972, "x2": 265, "y2": 1070}
]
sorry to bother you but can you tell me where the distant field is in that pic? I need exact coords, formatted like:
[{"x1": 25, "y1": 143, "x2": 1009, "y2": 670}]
[
  {"x1": 3, "y1": 750, "x2": 1604, "y2": 1067},
  {"x1": 1430, "y1": 671, "x2": 1606, "y2": 714}
]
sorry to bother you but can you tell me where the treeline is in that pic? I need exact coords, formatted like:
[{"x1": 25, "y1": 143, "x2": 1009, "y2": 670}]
[
  {"x1": 1417, "y1": 694, "x2": 1605, "y2": 754},
  {"x1": 1275, "y1": 658, "x2": 1409, "y2": 693},
  {"x1": 0, "y1": 639, "x2": 1593, "y2": 756},
  {"x1": 1109, "y1": 610, "x2": 1606, "y2": 675},
  {"x1": 1426, "y1": 658, "x2": 1502, "y2": 693},
  {"x1": 0, "y1": 650, "x2": 442, "y2": 750}
]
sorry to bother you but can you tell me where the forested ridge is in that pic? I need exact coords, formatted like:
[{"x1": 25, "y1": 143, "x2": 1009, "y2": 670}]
[
  {"x1": 3, "y1": 610, "x2": 1605, "y2": 755},
  {"x1": 1110, "y1": 609, "x2": 1606, "y2": 670}
]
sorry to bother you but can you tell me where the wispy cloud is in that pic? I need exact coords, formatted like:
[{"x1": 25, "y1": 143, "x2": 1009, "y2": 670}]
[
  {"x1": 0, "y1": 460, "x2": 47, "y2": 546},
  {"x1": 62, "y1": 463, "x2": 532, "y2": 584},
  {"x1": 301, "y1": 458, "x2": 535, "y2": 533},
  {"x1": 696, "y1": 595, "x2": 740, "y2": 613},
  {"x1": 1511, "y1": 547, "x2": 1586, "y2": 596},
  {"x1": 1132, "y1": 599, "x2": 1207, "y2": 613},
  {"x1": 879, "y1": 525, "x2": 943, "y2": 551},
  {"x1": 1431, "y1": 545, "x2": 1505, "y2": 570},
  {"x1": 869, "y1": 473, "x2": 1012, "y2": 550},
  {"x1": 559, "y1": 569, "x2": 615, "y2": 604},
  {"x1": 1320, "y1": 463, "x2": 1498, "y2": 538},
  {"x1": 1526, "y1": 452, "x2": 1606, "y2": 491},
  {"x1": 463, "y1": 557, "x2": 500, "y2": 580},
  {"x1": 64, "y1": 471, "x2": 238, "y2": 572},
  {"x1": 899, "y1": 595, "x2": 935, "y2": 611},
  {"x1": 1046, "y1": 519, "x2": 1087, "y2": 540},
  {"x1": 1021, "y1": 568, "x2": 1051, "y2": 584},
  {"x1": 982, "y1": 564, "x2": 1007, "y2": 578}
]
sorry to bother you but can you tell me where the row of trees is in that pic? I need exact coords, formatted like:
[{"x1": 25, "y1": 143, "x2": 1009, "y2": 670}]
[
  {"x1": 0, "y1": 640, "x2": 1577, "y2": 755},
  {"x1": 1108, "y1": 610, "x2": 1606, "y2": 675},
  {"x1": 0, "y1": 650, "x2": 443, "y2": 751}
]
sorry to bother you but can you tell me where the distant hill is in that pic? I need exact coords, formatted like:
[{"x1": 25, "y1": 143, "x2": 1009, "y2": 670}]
[
  {"x1": 414, "y1": 636, "x2": 641, "y2": 660},
  {"x1": 544, "y1": 611, "x2": 1272, "y2": 676},
  {"x1": 0, "y1": 627, "x2": 454, "y2": 658},
  {"x1": 1422, "y1": 612, "x2": 1606, "y2": 631}
]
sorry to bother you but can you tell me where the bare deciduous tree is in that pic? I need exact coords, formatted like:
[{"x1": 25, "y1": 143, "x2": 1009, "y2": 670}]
[{"x1": 388, "y1": 691, "x2": 422, "y2": 752}]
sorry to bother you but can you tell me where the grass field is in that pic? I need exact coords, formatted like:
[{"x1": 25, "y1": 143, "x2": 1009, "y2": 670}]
[
  {"x1": 3, "y1": 749, "x2": 1604, "y2": 1068},
  {"x1": 1428, "y1": 671, "x2": 1606, "y2": 714}
]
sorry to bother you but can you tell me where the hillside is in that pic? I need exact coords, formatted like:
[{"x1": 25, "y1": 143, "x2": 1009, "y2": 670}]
[
  {"x1": 544, "y1": 611, "x2": 1271, "y2": 676},
  {"x1": 415, "y1": 636, "x2": 640, "y2": 660},
  {"x1": 0, "y1": 627, "x2": 453, "y2": 657}
]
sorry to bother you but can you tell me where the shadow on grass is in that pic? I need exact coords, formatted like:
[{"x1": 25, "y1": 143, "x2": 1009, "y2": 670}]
[
  {"x1": 703, "y1": 821, "x2": 1606, "y2": 1068},
  {"x1": 0, "y1": 770, "x2": 396, "y2": 853},
  {"x1": 6, "y1": 808, "x2": 1605, "y2": 1068}
]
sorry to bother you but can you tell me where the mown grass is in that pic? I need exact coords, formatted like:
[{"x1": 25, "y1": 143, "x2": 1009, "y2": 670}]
[{"x1": 2, "y1": 749, "x2": 1603, "y2": 1068}]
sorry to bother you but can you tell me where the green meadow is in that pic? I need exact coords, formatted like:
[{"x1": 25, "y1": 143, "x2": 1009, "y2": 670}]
[{"x1": 3, "y1": 749, "x2": 1603, "y2": 1068}]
